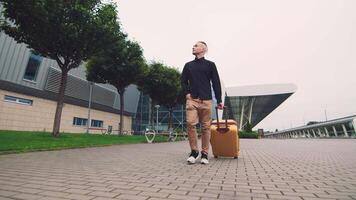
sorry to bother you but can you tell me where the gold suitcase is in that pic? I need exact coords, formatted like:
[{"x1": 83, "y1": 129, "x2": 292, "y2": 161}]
[{"x1": 210, "y1": 107, "x2": 240, "y2": 159}]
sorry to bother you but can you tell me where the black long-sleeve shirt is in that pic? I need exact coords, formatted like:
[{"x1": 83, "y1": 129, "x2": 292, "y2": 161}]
[{"x1": 181, "y1": 57, "x2": 222, "y2": 103}]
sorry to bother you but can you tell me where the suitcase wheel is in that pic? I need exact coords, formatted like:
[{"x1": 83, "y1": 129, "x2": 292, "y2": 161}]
[
  {"x1": 214, "y1": 155, "x2": 218, "y2": 158},
  {"x1": 234, "y1": 157, "x2": 238, "y2": 159}
]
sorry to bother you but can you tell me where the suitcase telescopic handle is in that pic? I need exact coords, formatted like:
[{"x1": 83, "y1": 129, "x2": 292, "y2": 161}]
[{"x1": 215, "y1": 106, "x2": 229, "y2": 133}]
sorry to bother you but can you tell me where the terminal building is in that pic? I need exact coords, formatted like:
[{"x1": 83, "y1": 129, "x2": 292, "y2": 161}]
[
  {"x1": 0, "y1": 29, "x2": 297, "y2": 134},
  {"x1": 223, "y1": 84, "x2": 297, "y2": 131}
]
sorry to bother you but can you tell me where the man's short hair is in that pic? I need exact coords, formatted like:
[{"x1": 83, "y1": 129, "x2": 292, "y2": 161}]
[
  {"x1": 198, "y1": 41, "x2": 208, "y2": 53},
  {"x1": 198, "y1": 41, "x2": 208, "y2": 48}
]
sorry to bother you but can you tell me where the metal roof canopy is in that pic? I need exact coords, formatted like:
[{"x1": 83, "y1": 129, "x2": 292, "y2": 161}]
[{"x1": 224, "y1": 83, "x2": 297, "y2": 129}]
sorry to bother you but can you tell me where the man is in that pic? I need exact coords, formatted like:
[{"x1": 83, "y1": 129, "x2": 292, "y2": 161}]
[{"x1": 181, "y1": 41, "x2": 223, "y2": 165}]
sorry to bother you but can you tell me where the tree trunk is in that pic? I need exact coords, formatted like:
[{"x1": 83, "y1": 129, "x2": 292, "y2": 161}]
[
  {"x1": 168, "y1": 108, "x2": 173, "y2": 130},
  {"x1": 119, "y1": 91, "x2": 124, "y2": 135},
  {"x1": 52, "y1": 69, "x2": 69, "y2": 137},
  {"x1": 150, "y1": 101, "x2": 154, "y2": 129}
]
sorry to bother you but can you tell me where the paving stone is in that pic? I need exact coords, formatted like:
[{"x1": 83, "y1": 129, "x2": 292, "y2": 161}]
[
  {"x1": 158, "y1": 189, "x2": 187, "y2": 195},
  {"x1": 0, "y1": 189, "x2": 17, "y2": 197},
  {"x1": 88, "y1": 191, "x2": 119, "y2": 198},
  {"x1": 18, "y1": 187, "x2": 44, "y2": 194},
  {"x1": 267, "y1": 194, "x2": 303, "y2": 199},
  {"x1": 87, "y1": 186, "x2": 113, "y2": 192},
  {"x1": 168, "y1": 194, "x2": 200, "y2": 200},
  {"x1": 152, "y1": 184, "x2": 178, "y2": 190},
  {"x1": 11, "y1": 193, "x2": 45, "y2": 200},
  {"x1": 38, "y1": 197, "x2": 71, "y2": 200},
  {"x1": 140, "y1": 191, "x2": 170, "y2": 198},
  {"x1": 115, "y1": 194, "x2": 148, "y2": 200},
  {"x1": 64, "y1": 188, "x2": 92, "y2": 195},
  {"x1": 39, "y1": 185, "x2": 68, "y2": 192},
  {"x1": 92, "y1": 197, "x2": 115, "y2": 200},
  {"x1": 110, "y1": 189, "x2": 140, "y2": 195},
  {"x1": 65, "y1": 193, "x2": 96, "y2": 200},
  {"x1": 39, "y1": 191, "x2": 70, "y2": 198},
  {"x1": 133, "y1": 186, "x2": 160, "y2": 192},
  {"x1": 0, "y1": 197, "x2": 15, "y2": 200},
  {"x1": 147, "y1": 198, "x2": 169, "y2": 200},
  {"x1": 0, "y1": 139, "x2": 355, "y2": 200},
  {"x1": 187, "y1": 191, "x2": 219, "y2": 198}
]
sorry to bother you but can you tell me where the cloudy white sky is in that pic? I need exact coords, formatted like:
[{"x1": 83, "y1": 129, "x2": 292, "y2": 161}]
[{"x1": 115, "y1": 0, "x2": 356, "y2": 131}]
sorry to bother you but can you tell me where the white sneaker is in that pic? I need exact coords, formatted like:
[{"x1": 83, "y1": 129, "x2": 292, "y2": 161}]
[
  {"x1": 187, "y1": 150, "x2": 199, "y2": 164},
  {"x1": 200, "y1": 153, "x2": 209, "y2": 164}
]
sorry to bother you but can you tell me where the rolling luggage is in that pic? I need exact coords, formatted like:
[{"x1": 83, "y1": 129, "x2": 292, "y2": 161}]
[{"x1": 210, "y1": 106, "x2": 240, "y2": 159}]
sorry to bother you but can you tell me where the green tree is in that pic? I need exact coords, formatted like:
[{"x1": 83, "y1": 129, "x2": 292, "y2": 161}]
[
  {"x1": 244, "y1": 121, "x2": 253, "y2": 132},
  {"x1": 138, "y1": 62, "x2": 183, "y2": 130},
  {"x1": 86, "y1": 39, "x2": 146, "y2": 135},
  {"x1": 0, "y1": 0, "x2": 120, "y2": 137},
  {"x1": 159, "y1": 69, "x2": 184, "y2": 129}
]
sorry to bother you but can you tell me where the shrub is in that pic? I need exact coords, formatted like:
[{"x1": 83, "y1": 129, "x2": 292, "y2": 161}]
[{"x1": 239, "y1": 131, "x2": 258, "y2": 139}]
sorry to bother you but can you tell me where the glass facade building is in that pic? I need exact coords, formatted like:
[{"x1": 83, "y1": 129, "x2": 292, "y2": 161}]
[
  {"x1": 132, "y1": 84, "x2": 297, "y2": 133},
  {"x1": 132, "y1": 92, "x2": 186, "y2": 133}
]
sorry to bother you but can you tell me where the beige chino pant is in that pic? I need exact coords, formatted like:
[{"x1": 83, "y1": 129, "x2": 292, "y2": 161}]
[{"x1": 186, "y1": 98, "x2": 212, "y2": 154}]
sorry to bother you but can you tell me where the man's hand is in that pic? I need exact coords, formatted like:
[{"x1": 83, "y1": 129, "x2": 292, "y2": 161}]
[
  {"x1": 186, "y1": 94, "x2": 192, "y2": 100},
  {"x1": 217, "y1": 103, "x2": 224, "y2": 110}
]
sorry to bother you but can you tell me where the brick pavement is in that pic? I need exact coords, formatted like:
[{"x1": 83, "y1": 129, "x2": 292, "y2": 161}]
[{"x1": 0, "y1": 139, "x2": 356, "y2": 200}]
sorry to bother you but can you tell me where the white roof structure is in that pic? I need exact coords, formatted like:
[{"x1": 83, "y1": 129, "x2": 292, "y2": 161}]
[
  {"x1": 225, "y1": 83, "x2": 297, "y2": 97},
  {"x1": 222, "y1": 83, "x2": 297, "y2": 130}
]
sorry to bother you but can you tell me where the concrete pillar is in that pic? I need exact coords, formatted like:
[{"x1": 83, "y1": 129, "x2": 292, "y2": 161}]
[
  {"x1": 324, "y1": 127, "x2": 329, "y2": 137},
  {"x1": 239, "y1": 100, "x2": 245, "y2": 130},
  {"x1": 342, "y1": 124, "x2": 349, "y2": 137},
  {"x1": 353, "y1": 118, "x2": 356, "y2": 137},
  {"x1": 312, "y1": 129, "x2": 316, "y2": 138},
  {"x1": 332, "y1": 126, "x2": 338, "y2": 137},
  {"x1": 248, "y1": 98, "x2": 255, "y2": 124}
]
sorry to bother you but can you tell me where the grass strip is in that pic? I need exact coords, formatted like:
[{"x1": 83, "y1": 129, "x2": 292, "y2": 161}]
[{"x1": 0, "y1": 130, "x2": 171, "y2": 154}]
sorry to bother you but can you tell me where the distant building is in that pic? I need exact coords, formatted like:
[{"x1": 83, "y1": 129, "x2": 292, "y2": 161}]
[
  {"x1": 0, "y1": 31, "x2": 139, "y2": 134},
  {"x1": 265, "y1": 115, "x2": 356, "y2": 138}
]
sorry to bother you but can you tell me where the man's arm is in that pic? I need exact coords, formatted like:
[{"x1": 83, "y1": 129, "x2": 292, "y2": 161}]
[
  {"x1": 211, "y1": 62, "x2": 222, "y2": 104},
  {"x1": 181, "y1": 64, "x2": 191, "y2": 98}
]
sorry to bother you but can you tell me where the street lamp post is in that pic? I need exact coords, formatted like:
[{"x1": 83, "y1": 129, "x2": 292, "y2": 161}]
[
  {"x1": 155, "y1": 105, "x2": 160, "y2": 132},
  {"x1": 86, "y1": 82, "x2": 94, "y2": 134}
]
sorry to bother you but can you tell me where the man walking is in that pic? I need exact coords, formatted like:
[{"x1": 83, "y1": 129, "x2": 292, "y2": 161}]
[{"x1": 181, "y1": 41, "x2": 223, "y2": 164}]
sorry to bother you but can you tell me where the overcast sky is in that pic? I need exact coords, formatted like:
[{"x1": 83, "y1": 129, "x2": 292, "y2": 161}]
[{"x1": 115, "y1": 0, "x2": 356, "y2": 131}]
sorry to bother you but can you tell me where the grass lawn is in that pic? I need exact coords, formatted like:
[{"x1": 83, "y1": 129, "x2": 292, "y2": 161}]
[{"x1": 0, "y1": 130, "x2": 173, "y2": 154}]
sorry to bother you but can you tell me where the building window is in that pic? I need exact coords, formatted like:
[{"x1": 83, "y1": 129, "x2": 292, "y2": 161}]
[
  {"x1": 4, "y1": 95, "x2": 33, "y2": 106},
  {"x1": 91, "y1": 119, "x2": 103, "y2": 128},
  {"x1": 73, "y1": 117, "x2": 88, "y2": 126},
  {"x1": 23, "y1": 53, "x2": 43, "y2": 81}
]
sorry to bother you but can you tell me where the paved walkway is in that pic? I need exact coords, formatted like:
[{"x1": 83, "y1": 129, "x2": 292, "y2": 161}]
[{"x1": 0, "y1": 139, "x2": 356, "y2": 200}]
